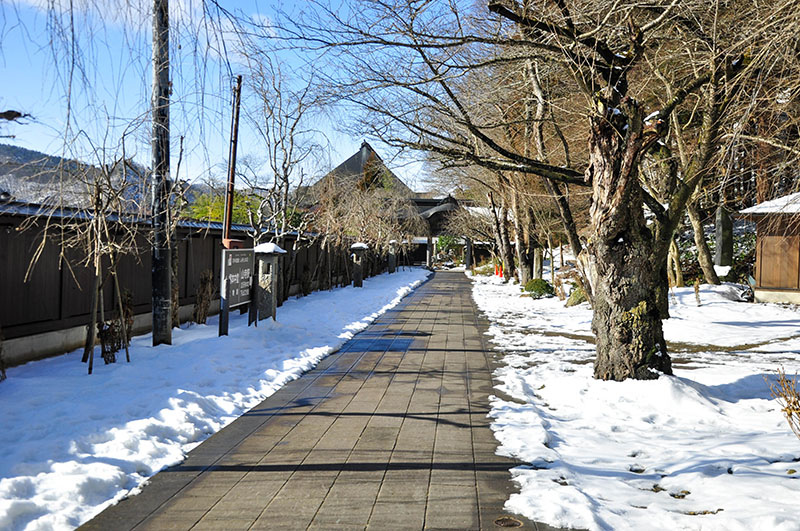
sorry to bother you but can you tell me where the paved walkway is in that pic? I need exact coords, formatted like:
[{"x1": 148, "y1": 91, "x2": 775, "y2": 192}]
[{"x1": 81, "y1": 271, "x2": 557, "y2": 530}]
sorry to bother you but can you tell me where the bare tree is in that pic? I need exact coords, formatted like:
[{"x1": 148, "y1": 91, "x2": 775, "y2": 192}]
[
  {"x1": 3, "y1": 0, "x2": 253, "y2": 350},
  {"x1": 261, "y1": 0, "x2": 800, "y2": 381},
  {"x1": 243, "y1": 64, "x2": 322, "y2": 237},
  {"x1": 232, "y1": 49, "x2": 332, "y2": 299},
  {"x1": 21, "y1": 135, "x2": 146, "y2": 374}
]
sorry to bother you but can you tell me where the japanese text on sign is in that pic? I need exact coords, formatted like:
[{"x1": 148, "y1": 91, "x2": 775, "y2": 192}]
[{"x1": 221, "y1": 249, "x2": 253, "y2": 308}]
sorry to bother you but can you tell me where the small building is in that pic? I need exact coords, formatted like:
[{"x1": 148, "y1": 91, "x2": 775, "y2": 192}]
[
  {"x1": 739, "y1": 192, "x2": 800, "y2": 303},
  {"x1": 299, "y1": 142, "x2": 477, "y2": 265}
]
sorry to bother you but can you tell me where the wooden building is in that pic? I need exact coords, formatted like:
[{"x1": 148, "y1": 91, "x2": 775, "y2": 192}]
[
  {"x1": 739, "y1": 192, "x2": 800, "y2": 303},
  {"x1": 299, "y1": 142, "x2": 476, "y2": 265}
]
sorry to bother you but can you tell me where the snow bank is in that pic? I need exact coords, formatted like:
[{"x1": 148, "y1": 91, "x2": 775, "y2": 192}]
[
  {"x1": 0, "y1": 267, "x2": 430, "y2": 531},
  {"x1": 471, "y1": 275, "x2": 800, "y2": 531}
]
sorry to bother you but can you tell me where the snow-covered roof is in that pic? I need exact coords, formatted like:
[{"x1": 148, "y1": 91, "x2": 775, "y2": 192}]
[
  {"x1": 253, "y1": 242, "x2": 287, "y2": 254},
  {"x1": 740, "y1": 192, "x2": 800, "y2": 215},
  {"x1": 464, "y1": 206, "x2": 491, "y2": 217}
]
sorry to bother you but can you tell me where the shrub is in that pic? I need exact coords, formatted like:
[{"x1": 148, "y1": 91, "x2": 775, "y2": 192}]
[
  {"x1": 770, "y1": 367, "x2": 800, "y2": 441},
  {"x1": 437, "y1": 234, "x2": 459, "y2": 254},
  {"x1": 524, "y1": 278, "x2": 555, "y2": 299},
  {"x1": 566, "y1": 285, "x2": 587, "y2": 307},
  {"x1": 473, "y1": 263, "x2": 494, "y2": 276}
]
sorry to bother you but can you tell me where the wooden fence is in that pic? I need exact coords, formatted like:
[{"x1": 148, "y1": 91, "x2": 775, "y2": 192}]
[{"x1": 0, "y1": 208, "x2": 393, "y2": 365}]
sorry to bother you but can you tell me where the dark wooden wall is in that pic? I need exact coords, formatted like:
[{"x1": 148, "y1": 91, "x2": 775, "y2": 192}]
[
  {"x1": 0, "y1": 213, "x2": 394, "y2": 342},
  {"x1": 0, "y1": 216, "x2": 232, "y2": 340}
]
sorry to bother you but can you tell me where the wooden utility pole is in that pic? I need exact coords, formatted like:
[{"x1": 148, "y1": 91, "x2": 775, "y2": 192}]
[
  {"x1": 151, "y1": 0, "x2": 172, "y2": 346},
  {"x1": 222, "y1": 75, "x2": 243, "y2": 249},
  {"x1": 219, "y1": 75, "x2": 244, "y2": 337}
]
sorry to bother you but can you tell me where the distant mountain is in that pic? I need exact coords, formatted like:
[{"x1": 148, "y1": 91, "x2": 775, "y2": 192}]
[
  {"x1": 0, "y1": 144, "x2": 151, "y2": 211},
  {"x1": 0, "y1": 144, "x2": 59, "y2": 167},
  {"x1": 0, "y1": 144, "x2": 95, "y2": 206},
  {"x1": 0, "y1": 144, "x2": 229, "y2": 217}
]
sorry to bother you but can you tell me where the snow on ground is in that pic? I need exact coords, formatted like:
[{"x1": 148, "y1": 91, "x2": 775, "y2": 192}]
[
  {"x1": 0, "y1": 268, "x2": 430, "y2": 531},
  {"x1": 470, "y1": 273, "x2": 800, "y2": 531}
]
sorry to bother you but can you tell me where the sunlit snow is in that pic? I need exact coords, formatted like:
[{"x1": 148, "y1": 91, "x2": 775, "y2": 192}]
[
  {"x1": 0, "y1": 268, "x2": 430, "y2": 531},
  {"x1": 471, "y1": 273, "x2": 800, "y2": 531}
]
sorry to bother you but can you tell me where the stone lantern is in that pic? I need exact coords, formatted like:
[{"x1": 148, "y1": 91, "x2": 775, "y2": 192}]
[
  {"x1": 253, "y1": 242, "x2": 287, "y2": 321},
  {"x1": 351, "y1": 242, "x2": 368, "y2": 287}
]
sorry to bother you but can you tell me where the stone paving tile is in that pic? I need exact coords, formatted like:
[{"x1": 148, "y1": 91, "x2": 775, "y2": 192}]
[
  {"x1": 309, "y1": 479, "x2": 382, "y2": 528},
  {"x1": 80, "y1": 271, "x2": 563, "y2": 531},
  {"x1": 135, "y1": 512, "x2": 207, "y2": 531},
  {"x1": 367, "y1": 500, "x2": 426, "y2": 530},
  {"x1": 424, "y1": 482, "x2": 480, "y2": 529}
]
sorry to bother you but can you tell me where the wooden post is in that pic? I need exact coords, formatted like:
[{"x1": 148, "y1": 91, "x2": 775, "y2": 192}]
[
  {"x1": 151, "y1": 0, "x2": 172, "y2": 346},
  {"x1": 351, "y1": 245, "x2": 366, "y2": 287},
  {"x1": 218, "y1": 277, "x2": 230, "y2": 337},
  {"x1": 426, "y1": 235, "x2": 433, "y2": 267},
  {"x1": 222, "y1": 75, "x2": 243, "y2": 249}
]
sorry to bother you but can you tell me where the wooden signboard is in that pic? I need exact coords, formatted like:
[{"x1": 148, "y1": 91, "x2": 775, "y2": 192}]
[
  {"x1": 219, "y1": 249, "x2": 254, "y2": 336},
  {"x1": 221, "y1": 249, "x2": 254, "y2": 307}
]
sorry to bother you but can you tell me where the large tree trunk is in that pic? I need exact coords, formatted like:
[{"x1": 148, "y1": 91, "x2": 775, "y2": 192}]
[{"x1": 587, "y1": 109, "x2": 672, "y2": 381}]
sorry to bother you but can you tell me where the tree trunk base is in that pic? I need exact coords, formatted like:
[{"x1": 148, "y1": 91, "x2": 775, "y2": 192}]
[{"x1": 592, "y1": 298, "x2": 673, "y2": 381}]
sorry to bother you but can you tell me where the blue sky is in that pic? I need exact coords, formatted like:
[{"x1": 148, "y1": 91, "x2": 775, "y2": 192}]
[{"x1": 0, "y1": 0, "x2": 425, "y2": 191}]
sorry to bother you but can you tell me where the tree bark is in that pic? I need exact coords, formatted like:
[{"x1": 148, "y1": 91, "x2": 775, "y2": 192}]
[
  {"x1": 498, "y1": 205, "x2": 515, "y2": 280},
  {"x1": 533, "y1": 247, "x2": 543, "y2": 279},
  {"x1": 512, "y1": 191, "x2": 532, "y2": 284},
  {"x1": 687, "y1": 200, "x2": 720, "y2": 285},
  {"x1": 488, "y1": 192, "x2": 513, "y2": 281},
  {"x1": 587, "y1": 106, "x2": 672, "y2": 381},
  {"x1": 82, "y1": 269, "x2": 101, "y2": 367},
  {"x1": 670, "y1": 239, "x2": 684, "y2": 287}
]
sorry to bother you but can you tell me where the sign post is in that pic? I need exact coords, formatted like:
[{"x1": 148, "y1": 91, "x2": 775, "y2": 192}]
[{"x1": 218, "y1": 249, "x2": 254, "y2": 336}]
